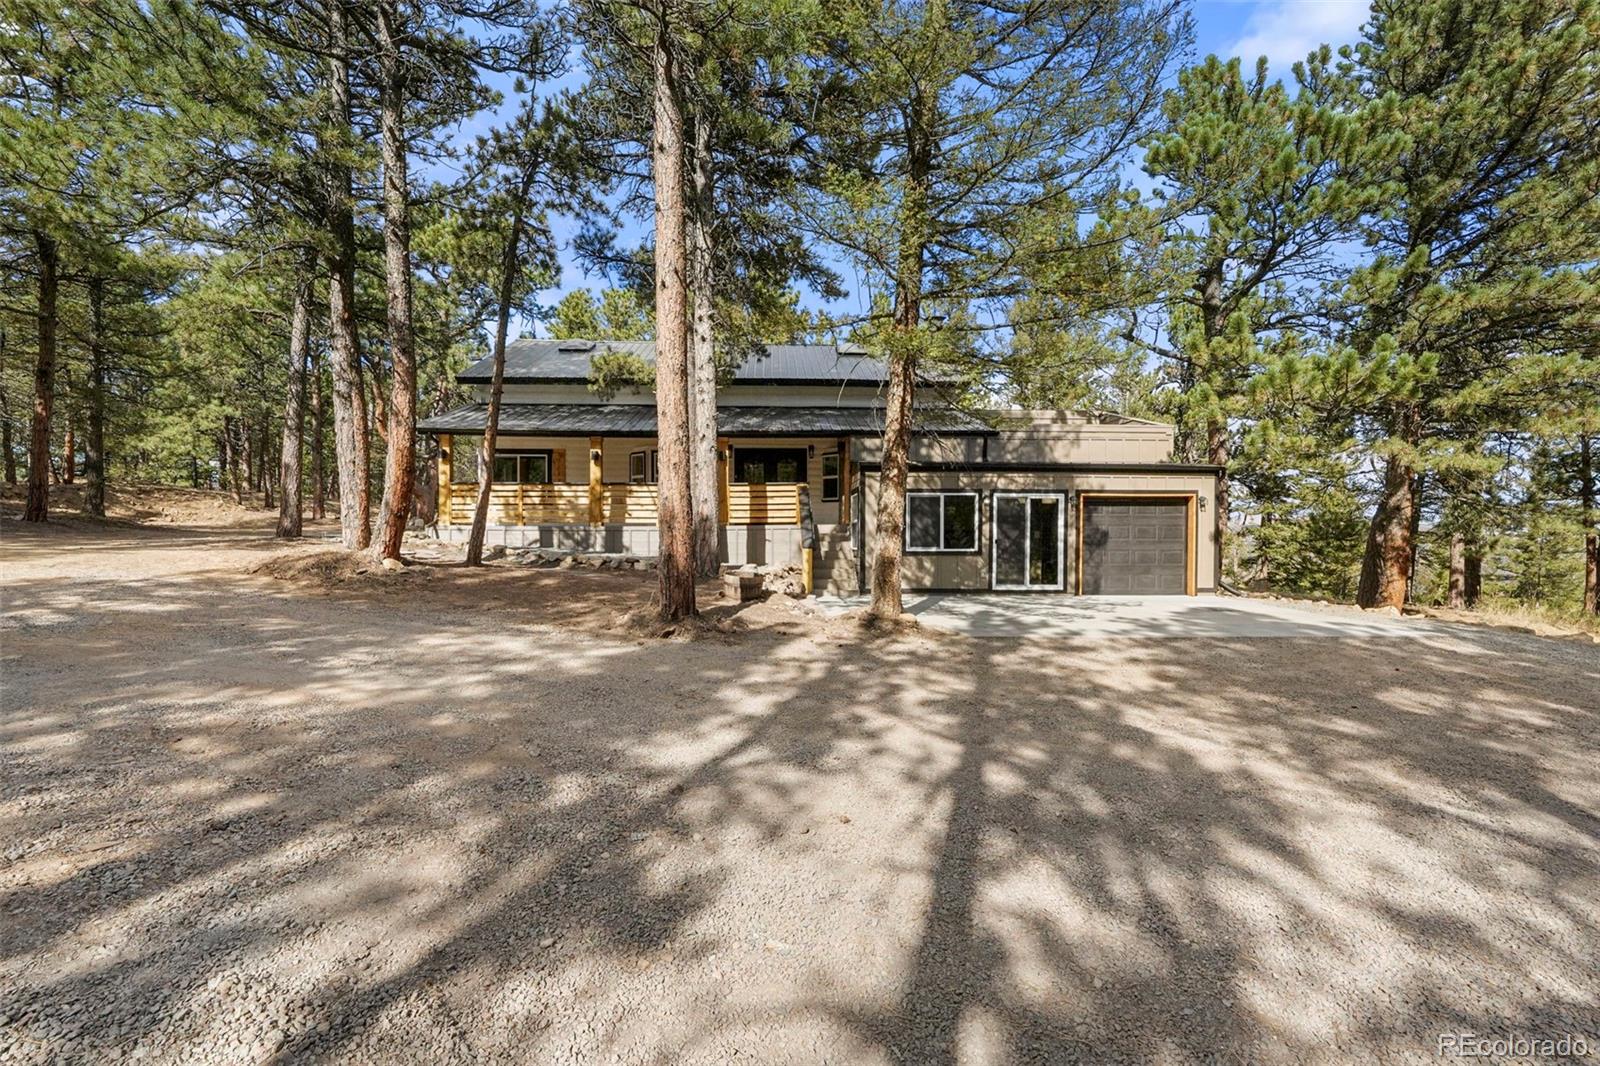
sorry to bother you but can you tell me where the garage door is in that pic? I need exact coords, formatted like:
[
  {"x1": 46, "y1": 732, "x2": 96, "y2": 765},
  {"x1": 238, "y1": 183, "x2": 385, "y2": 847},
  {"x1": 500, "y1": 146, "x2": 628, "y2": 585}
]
[{"x1": 1080, "y1": 498, "x2": 1189, "y2": 594}]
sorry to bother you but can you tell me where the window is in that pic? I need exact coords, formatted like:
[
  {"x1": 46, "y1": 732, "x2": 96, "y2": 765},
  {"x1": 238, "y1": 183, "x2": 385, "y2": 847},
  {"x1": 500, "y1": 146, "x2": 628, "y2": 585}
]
[
  {"x1": 905, "y1": 492, "x2": 979, "y2": 553},
  {"x1": 821, "y1": 454, "x2": 840, "y2": 502},
  {"x1": 733, "y1": 447, "x2": 808, "y2": 484},
  {"x1": 488, "y1": 450, "x2": 552, "y2": 484},
  {"x1": 629, "y1": 450, "x2": 659, "y2": 484},
  {"x1": 522, "y1": 453, "x2": 551, "y2": 484}
]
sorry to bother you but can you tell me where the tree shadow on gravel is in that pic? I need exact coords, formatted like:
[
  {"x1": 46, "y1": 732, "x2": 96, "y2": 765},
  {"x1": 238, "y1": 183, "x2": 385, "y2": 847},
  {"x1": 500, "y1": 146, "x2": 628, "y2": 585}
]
[{"x1": 1, "y1": 542, "x2": 1597, "y2": 1064}]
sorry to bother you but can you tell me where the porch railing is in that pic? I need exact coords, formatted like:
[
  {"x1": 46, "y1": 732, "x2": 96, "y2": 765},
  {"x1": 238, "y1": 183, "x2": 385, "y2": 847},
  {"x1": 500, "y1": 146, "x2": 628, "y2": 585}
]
[
  {"x1": 445, "y1": 480, "x2": 804, "y2": 526},
  {"x1": 446, "y1": 483, "x2": 590, "y2": 526}
]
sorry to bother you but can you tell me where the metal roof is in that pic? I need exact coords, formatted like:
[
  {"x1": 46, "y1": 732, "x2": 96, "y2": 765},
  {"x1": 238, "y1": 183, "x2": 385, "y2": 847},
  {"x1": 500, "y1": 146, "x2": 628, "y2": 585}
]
[
  {"x1": 417, "y1": 403, "x2": 994, "y2": 437},
  {"x1": 456, "y1": 339, "x2": 891, "y2": 385}
]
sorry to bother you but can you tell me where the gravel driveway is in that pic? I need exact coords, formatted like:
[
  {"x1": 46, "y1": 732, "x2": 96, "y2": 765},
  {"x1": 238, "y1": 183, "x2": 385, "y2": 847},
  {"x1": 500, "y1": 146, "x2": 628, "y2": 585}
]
[
  {"x1": 3, "y1": 520, "x2": 1598, "y2": 1064},
  {"x1": 816, "y1": 592, "x2": 1458, "y2": 639}
]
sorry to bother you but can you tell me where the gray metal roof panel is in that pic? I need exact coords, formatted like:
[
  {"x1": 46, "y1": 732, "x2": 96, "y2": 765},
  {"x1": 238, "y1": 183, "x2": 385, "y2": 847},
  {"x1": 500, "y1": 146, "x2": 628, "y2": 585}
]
[{"x1": 417, "y1": 403, "x2": 993, "y2": 437}]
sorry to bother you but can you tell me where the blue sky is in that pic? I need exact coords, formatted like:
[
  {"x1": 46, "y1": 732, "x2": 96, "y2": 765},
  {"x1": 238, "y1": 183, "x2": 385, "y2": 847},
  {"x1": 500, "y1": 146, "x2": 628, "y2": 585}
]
[{"x1": 504, "y1": 0, "x2": 1374, "y2": 336}]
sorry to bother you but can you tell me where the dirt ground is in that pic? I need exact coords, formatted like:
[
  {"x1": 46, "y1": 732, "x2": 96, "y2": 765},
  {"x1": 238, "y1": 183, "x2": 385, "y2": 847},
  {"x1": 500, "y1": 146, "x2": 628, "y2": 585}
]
[{"x1": 2, "y1": 498, "x2": 1598, "y2": 1065}]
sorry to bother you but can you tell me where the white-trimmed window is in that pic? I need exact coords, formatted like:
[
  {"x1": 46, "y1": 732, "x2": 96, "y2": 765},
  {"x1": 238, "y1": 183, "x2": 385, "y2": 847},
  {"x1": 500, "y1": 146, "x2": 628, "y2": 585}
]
[
  {"x1": 490, "y1": 450, "x2": 551, "y2": 484},
  {"x1": 629, "y1": 449, "x2": 660, "y2": 484},
  {"x1": 906, "y1": 491, "x2": 979, "y2": 553},
  {"x1": 821, "y1": 453, "x2": 840, "y2": 501}
]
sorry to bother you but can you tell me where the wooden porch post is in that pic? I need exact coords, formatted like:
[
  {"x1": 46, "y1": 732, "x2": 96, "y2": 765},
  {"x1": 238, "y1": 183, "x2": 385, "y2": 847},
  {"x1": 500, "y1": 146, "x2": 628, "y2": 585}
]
[
  {"x1": 717, "y1": 436, "x2": 731, "y2": 524},
  {"x1": 437, "y1": 434, "x2": 451, "y2": 526},
  {"x1": 588, "y1": 436, "x2": 603, "y2": 525}
]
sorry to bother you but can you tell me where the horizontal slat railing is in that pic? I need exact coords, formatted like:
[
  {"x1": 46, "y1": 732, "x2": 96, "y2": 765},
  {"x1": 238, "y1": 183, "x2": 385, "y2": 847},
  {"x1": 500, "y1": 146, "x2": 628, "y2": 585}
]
[
  {"x1": 605, "y1": 484, "x2": 659, "y2": 524},
  {"x1": 726, "y1": 483, "x2": 802, "y2": 525},
  {"x1": 446, "y1": 481, "x2": 804, "y2": 526},
  {"x1": 447, "y1": 483, "x2": 590, "y2": 526}
]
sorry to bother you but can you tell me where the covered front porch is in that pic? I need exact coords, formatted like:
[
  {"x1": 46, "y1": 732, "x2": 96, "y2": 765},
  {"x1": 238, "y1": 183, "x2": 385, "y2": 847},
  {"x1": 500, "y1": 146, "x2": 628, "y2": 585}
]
[
  {"x1": 425, "y1": 430, "x2": 852, "y2": 569},
  {"x1": 431, "y1": 433, "x2": 850, "y2": 529}
]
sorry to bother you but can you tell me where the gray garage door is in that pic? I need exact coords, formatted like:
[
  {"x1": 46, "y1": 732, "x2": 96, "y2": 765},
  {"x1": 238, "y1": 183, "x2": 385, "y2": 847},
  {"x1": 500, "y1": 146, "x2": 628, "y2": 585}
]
[{"x1": 1081, "y1": 498, "x2": 1188, "y2": 594}]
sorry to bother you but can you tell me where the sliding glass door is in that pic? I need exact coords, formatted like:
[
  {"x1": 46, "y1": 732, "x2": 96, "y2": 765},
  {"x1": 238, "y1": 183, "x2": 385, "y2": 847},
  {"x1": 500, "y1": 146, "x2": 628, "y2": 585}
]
[{"x1": 991, "y1": 493, "x2": 1064, "y2": 590}]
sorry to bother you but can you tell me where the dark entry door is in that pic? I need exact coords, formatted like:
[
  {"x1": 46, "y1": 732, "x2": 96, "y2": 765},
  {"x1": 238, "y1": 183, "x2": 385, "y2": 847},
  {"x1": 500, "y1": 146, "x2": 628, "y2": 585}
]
[{"x1": 1080, "y1": 498, "x2": 1188, "y2": 594}]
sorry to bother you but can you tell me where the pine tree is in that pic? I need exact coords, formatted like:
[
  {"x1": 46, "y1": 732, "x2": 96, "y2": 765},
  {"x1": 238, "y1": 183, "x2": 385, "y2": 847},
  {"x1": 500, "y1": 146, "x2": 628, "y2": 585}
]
[
  {"x1": 1341, "y1": 0, "x2": 1600, "y2": 608},
  {"x1": 1118, "y1": 52, "x2": 1398, "y2": 572}
]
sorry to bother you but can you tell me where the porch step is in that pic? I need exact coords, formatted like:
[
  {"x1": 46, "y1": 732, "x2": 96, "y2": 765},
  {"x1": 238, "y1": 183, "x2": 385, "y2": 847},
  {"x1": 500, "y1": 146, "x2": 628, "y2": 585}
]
[{"x1": 814, "y1": 528, "x2": 858, "y2": 594}]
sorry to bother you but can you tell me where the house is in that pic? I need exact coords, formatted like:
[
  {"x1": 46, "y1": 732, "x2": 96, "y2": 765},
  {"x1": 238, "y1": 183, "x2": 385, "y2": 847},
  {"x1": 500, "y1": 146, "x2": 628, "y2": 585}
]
[{"x1": 417, "y1": 339, "x2": 1222, "y2": 596}]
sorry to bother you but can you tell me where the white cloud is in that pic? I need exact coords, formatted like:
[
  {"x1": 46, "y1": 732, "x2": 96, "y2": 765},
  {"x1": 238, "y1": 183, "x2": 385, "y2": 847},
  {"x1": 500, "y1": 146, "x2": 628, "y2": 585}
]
[{"x1": 1229, "y1": 0, "x2": 1370, "y2": 75}]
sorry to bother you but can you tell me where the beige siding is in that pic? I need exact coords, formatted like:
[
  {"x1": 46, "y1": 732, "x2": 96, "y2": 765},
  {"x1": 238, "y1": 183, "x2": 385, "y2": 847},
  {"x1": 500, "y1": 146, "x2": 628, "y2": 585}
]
[
  {"x1": 455, "y1": 435, "x2": 587, "y2": 484},
  {"x1": 859, "y1": 469, "x2": 1218, "y2": 593},
  {"x1": 854, "y1": 415, "x2": 1175, "y2": 467}
]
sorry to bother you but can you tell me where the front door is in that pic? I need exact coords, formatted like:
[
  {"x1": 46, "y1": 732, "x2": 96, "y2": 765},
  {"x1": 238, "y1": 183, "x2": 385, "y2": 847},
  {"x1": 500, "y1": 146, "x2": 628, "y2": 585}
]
[{"x1": 991, "y1": 493, "x2": 1064, "y2": 590}]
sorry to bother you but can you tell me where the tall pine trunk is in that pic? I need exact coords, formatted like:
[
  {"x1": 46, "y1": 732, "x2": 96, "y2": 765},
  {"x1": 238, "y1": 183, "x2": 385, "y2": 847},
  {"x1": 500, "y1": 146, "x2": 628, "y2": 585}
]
[
  {"x1": 323, "y1": 0, "x2": 370, "y2": 549},
  {"x1": 651, "y1": 14, "x2": 696, "y2": 620},
  {"x1": 1405, "y1": 471, "x2": 1425, "y2": 600},
  {"x1": 867, "y1": 131, "x2": 929, "y2": 619},
  {"x1": 277, "y1": 250, "x2": 316, "y2": 538},
  {"x1": 311, "y1": 345, "x2": 326, "y2": 520},
  {"x1": 1447, "y1": 531, "x2": 1466, "y2": 609},
  {"x1": 688, "y1": 113, "x2": 720, "y2": 579},
  {"x1": 224, "y1": 416, "x2": 245, "y2": 504},
  {"x1": 374, "y1": 1, "x2": 417, "y2": 562},
  {"x1": 24, "y1": 230, "x2": 58, "y2": 523},
  {"x1": 1357, "y1": 453, "x2": 1416, "y2": 609},
  {"x1": 465, "y1": 184, "x2": 532, "y2": 566},
  {"x1": 1, "y1": 329, "x2": 15, "y2": 485},
  {"x1": 85, "y1": 277, "x2": 107, "y2": 518},
  {"x1": 1582, "y1": 435, "x2": 1597, "y2": 615},
  {"x1": 241, "y1": 418, "x2": 254, "y2": 494},
  {"x1": 1, "y1": 391, "x2": 14, "y2": 485},
  {"x1": 1198, "y1": 261, "x2": 1229, "y2": 578},
  {"x1": 61, "y1": 381, "x2": 74, "y2": 485}
]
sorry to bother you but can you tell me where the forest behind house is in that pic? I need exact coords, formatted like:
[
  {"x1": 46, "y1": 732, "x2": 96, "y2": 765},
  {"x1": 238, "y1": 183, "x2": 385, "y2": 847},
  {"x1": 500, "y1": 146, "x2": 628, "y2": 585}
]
[{"x1": 2, "y1": 0, "x2": 1596, "y2": 624}]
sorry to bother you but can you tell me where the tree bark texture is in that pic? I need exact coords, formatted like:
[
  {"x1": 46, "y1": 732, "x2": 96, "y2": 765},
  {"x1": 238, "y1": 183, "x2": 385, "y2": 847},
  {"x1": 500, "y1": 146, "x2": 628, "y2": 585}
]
[
  {"x1": 25, "y1": 230, "x2": 58, "y2": 522},
  {"x1": 323, "y1": 0, "x2": 370, "y2": 549},
  {"x1": 688, "y1": 112, "x2": 720, "y2": 579},
  {"x1": 85, "y1": 278, "x2": 107, "y2": 517},
  {"x1": 1405, "y1": 471, "x2": 1425, "y2": 601},
  {"x1": 1357, "y1": 434, "x2": 1417, "y2": 610},
  {"x1": 61, "y1": 373, "x2": 74, "y2": 484},
  {"x1": 867, "y1": 122, "x2": 930, "y2": 618},
  {"x1": 0, "y1": 327, "x2": 12, "y2": 485},
  {"x1": 277, "y1": 250, "x2": 316, "y2": 538},
  {"x1": 311, "y1": 345, "x2": 326, "y2": 519},
  {"x1": 224, "y1": 416, "x2": 245, "y2": 504},
  {"x1": 374, "y1": 1, "x2": 417, "y2": 561},
  {"x1": 1, "y1": 408, "x2": 14, "y2": 485},
  {"x1": 465, "y1": 197, "x2": 530, "y2": 566},
  {"x1": 651, "y1": 17, "x2": 696, "y2": 620},
  {"x1": 1582, "y1": 436, "x2": 1597, "y2": 615},
  {"x1": 1448, "y1": 531, "x2": 1466, "y2": 609}
]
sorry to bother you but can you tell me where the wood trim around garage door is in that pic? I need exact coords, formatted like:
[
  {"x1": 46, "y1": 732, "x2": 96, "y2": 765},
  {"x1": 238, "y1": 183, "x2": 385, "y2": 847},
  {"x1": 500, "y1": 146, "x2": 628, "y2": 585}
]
[{"x1": 1075, "y1": 491, "x2": 1198, "y2": 596}]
